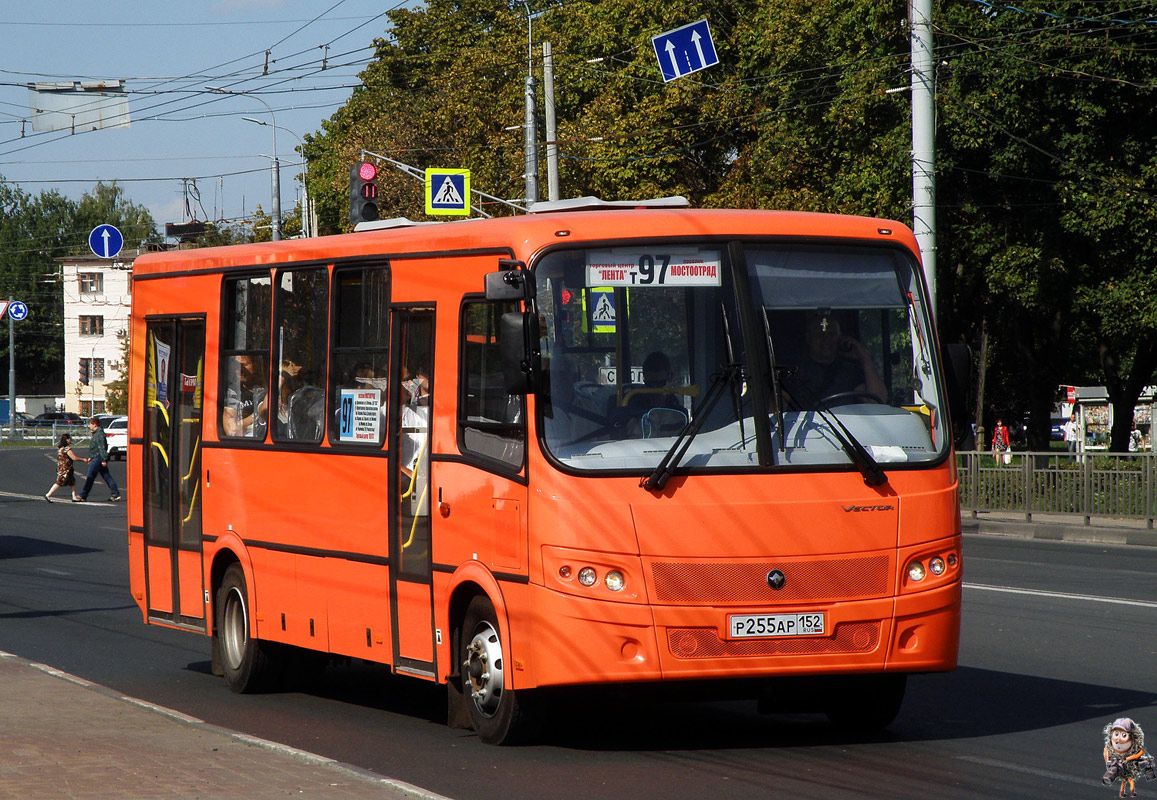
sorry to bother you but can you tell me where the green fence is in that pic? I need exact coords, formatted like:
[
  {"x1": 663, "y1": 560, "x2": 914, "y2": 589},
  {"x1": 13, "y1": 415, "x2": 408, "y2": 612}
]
[{"x1": 956, "y1": 450, "x2": 1157, "y2": 527}]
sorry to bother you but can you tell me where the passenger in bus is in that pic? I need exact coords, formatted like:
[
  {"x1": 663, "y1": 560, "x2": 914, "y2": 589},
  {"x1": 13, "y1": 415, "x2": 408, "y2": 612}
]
[
  {"x1": 275, "y1": 359, "x2": 302, "y2": 438},
  {"x1": 222, "y1": 354, "x2": 268, "y2": 438},
  {"x1": 786, "y1": 310, "x2": 885, "y2": 407},
  {"x1": 400, "y1": 358, "x2": 430, "y2": 478},
  {"x1": 625, "y1": 351, "x2": 684, "y2": 412}
]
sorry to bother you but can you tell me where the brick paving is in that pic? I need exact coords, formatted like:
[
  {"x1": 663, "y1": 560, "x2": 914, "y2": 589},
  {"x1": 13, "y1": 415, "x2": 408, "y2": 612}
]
[{"x1": 0, "y1": 653, "x2": 445, "y2": 800}]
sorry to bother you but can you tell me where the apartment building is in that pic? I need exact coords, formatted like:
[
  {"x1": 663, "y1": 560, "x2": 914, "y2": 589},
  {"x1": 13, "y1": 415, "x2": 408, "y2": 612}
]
[{"x1": 60, "y1": 251, "x2": 136, "y2": 417}]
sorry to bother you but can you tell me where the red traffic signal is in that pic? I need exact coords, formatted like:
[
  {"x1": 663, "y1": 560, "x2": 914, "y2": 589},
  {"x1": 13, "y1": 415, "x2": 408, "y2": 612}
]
[{"x1": 349, "y1": 161, "x2": 380, "y2": 225}]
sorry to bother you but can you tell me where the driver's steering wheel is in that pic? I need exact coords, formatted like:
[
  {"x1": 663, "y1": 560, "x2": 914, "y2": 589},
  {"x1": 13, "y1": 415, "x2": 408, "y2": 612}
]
[{"x1": 818, "y1": 390, "x2": 885, "y2": 407}]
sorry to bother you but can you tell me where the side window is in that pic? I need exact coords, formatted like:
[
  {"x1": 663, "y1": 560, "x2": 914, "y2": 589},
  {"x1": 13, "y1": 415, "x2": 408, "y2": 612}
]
[
  {"x1": 272, "y1": 267, "x2": 329, "y2": 443},
  {"x1": 220, "y1": 274, "x2": 272, "y2": 440},
  {"x1": 329, "y1": 264, "x2": 391, "y2": 445},
  {"x1": 458, "y1": 299, "x2": 525, "y2": 468}
]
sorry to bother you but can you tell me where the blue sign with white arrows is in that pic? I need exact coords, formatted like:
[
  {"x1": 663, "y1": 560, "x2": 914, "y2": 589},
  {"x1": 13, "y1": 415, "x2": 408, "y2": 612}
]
[
  {"x1": 8, "y1": 300, "x2": 28, "y2": 321},
  {"x1": 89, "y1": 224, "x2": 124, "y2": 259},
  {"x1": 652, "y1": 19, "x2": 719, "y2": 83}
]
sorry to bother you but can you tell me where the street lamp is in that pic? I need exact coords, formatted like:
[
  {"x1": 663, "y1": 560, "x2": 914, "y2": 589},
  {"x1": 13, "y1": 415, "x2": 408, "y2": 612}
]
[
  {"x1": 243, "y1": 117, "x2": 311, "y2": 238},
  {"x1": 206, "y1": 86, "x2": 281, "y2": 241}
]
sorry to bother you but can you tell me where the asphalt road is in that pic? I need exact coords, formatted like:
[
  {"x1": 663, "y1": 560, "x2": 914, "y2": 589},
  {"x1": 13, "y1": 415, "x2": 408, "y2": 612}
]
[{"x1": 0, "y1": 446, "x2": 1154, "y2": 799}]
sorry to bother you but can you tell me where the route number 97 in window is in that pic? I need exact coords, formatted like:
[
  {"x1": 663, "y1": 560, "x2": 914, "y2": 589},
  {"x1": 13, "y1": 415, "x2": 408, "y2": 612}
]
[
  {"x1": 728, "y1": 612, "x2": 825, "y2": 639},
  {"x1": 586, "y1": 249, "x2": 722, "y2": 288}
]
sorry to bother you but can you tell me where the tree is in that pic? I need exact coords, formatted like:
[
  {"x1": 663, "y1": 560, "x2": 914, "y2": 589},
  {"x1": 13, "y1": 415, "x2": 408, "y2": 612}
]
[
  {"x1": 103, "y1": 328, "x2": 130, "y2": 414},
  {"x1": 301, "y1": 0, "x2": 1157, "y2": 451}
]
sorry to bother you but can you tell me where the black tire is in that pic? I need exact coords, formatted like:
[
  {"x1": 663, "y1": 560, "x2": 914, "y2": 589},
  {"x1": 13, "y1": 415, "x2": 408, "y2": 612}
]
[
  {"x1": 824, "y1": 674, "x2": 907, "y2": 733},
  {"x1": 215, "y1": 563, "x2": 283, "y2": 693},
  {"x1": 460, "y1": 595, "x2": 539, "y2": 745}
]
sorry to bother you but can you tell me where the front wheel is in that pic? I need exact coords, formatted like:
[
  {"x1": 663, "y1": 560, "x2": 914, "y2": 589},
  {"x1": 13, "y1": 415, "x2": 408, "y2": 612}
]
[
  {"x1": 215, "y1": 563, "x2": 283, "y2": 693},
  {"x1": 460, "y1": 595, "x2": 540, "y2": 745}
]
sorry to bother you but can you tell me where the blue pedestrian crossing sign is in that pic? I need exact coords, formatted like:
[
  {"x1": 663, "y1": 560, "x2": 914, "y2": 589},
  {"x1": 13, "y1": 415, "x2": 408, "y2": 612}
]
[
  {"x1": 88, "y1": 224, "x2": 124, "y2": 259},
  {"x1": 425, "y1": 168, "x2": 470, "y2": 216},
  {"x1": 652, "y1": 19, "x2": 719, "y2": 83}
]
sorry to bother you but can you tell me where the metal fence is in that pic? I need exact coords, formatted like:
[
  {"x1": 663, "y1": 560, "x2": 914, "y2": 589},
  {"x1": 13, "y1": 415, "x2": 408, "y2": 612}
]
[
  {"x1": 956, "y1": 450, "x2": 1157, "y2": 528},
  {"x1": 1, "y1": 423, "x2": 90, "y2": 444}
]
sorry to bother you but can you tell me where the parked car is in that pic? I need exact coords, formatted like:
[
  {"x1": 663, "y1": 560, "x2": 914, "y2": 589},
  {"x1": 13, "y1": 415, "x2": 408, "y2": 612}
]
[
  {"x1": 27, "y1": 411, "x2": 85, "y2": 428},
  {"x1": 93, "y1": 413, "x2": 121, "y2": 429},
  {"x1": 105, "y1": 416, "x2": 128, "y2": 460}
]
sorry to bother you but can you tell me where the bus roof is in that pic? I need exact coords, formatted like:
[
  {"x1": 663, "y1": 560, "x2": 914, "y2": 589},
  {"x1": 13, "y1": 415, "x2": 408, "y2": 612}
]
[{"x1": 132, "y1": 208, "x2": 919, "y2": 277}]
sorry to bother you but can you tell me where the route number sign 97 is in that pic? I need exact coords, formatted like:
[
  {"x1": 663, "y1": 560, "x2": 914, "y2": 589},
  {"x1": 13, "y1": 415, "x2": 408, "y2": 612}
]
[{"x1": 586, "y1": 248, "x2": 722, "y2": 287}]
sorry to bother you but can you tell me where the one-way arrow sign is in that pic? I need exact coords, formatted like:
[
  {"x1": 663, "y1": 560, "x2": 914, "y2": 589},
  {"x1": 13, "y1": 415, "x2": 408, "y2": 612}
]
[
  {"x1": 652, "y1": 19, "x2": 719, "y2": 83},
  {"x1": 88, "y1": 224, "x2": 123, "y2": 259}
]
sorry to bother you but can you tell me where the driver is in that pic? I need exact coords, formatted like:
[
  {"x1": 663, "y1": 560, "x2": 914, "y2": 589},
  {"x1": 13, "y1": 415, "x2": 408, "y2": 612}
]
[{"x1": 788, "y1": 310, "x2": 886, "y2": 405}]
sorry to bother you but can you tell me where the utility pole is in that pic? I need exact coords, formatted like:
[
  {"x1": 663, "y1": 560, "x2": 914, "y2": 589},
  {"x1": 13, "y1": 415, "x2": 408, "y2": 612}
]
[
  {"x1": 911, "y1": 0, "x2": 937, "y2": 315},
  {"x1": 7, "y1": 296, "x2": 14, "y2": 439},
  {"x1": 543, "y1": 42, "x2": 560, "y2": 202},
  {"x1": 522, "y1": 2, "x2": 539, "y2": 206}
]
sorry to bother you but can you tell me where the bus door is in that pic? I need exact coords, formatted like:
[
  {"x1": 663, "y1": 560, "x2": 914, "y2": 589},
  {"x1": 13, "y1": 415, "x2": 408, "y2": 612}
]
[
  {"x1": 390, "y1": 309, "x2": 436, "y2": 676},
  {"x1": 142, "y1": 317, "x2": 206, "y2": 629}
]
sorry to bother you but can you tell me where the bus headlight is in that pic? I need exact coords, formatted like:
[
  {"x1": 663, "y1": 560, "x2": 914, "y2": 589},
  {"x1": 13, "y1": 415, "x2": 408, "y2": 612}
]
[
  {"x1": 907, "y1": 560, "x2": 926, "y2": 582},
  {"x1": 604, "y1": 570, "x2": 625, "y2": 592},
  {"x1": 577, "y1": 567, "x2": 598, "y2": 587},
  {"x1": 928, "y1": 556, "x2": 946, "y2": 576}
]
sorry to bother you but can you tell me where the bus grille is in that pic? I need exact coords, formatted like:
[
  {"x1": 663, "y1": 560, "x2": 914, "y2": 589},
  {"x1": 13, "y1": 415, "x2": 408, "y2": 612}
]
[
  {"x1": 666, "y1": 622, "x2": 880, "y2": 659},
  {"x1": 650, "y1": 555, "x2": 892, "y2": 604}
]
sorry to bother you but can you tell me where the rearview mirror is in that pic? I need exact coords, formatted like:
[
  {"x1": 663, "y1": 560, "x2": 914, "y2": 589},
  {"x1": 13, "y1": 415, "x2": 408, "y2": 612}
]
[
  {"x1": 484, "y1": 261, "x2": 535, "y2": 302},
  {"x1": 499, "y1": 311, "x2": 539, "y2": 394}
]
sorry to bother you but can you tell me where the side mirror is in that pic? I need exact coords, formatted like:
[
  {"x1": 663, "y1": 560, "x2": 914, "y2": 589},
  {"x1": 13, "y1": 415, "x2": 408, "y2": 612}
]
[
  {"x1": 499, "y1": 311, "x2": 539, "y2": 394},
  {"x1": 485, "y1": 261, "x2": 535, "y2": 302},
  {"x1": 942, "y1": 343, "x2": 973, "y2": 447}
]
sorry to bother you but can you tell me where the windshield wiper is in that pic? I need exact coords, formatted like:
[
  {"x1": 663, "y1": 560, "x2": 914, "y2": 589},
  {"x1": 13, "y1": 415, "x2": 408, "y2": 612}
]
[
  {"x1": 761, "y1": 309, "x2": 786, "y2": 453},
  {"x1": 641, "y1": 363, "x2": 743, "y2": 492},
  {"x1": 787, "y1": 381, "x2": 888, "y2": 487}
]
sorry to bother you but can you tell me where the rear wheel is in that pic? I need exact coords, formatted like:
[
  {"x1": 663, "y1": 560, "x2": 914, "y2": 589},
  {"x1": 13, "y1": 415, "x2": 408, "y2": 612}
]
[
  {"x1": 215, "y1": 563, "x2": 283, "y2": 692},
  {"x1": 460, "y1": 595, "x2": 539, "y2": 744},
  {"x1": 824, "y1": 674, "x2": 906, "y2": 733}
]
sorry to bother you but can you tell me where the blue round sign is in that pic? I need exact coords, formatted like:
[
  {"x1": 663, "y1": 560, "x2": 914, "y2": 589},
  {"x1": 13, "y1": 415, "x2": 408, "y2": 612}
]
[
  {"x1": 8, "y1": 301, "x2": 28, "y2": 321},
  {"x1": 89, "y1": 224, "x2": 124, "y2": 259}
]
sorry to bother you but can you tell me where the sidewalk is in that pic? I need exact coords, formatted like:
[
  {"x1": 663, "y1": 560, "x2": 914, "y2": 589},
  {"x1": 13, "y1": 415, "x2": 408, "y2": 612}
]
[
  {"x1": 0, "y1": 652, "x2": 446, "y2": 800},
  {"x1": 963, "y1": 510, "x2": 1157, "y2": 548}
]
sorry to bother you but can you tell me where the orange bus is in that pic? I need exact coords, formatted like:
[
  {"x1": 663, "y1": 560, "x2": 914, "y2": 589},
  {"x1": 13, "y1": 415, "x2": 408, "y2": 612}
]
[{"x1": 127, "y1": 199, "x2": 966, "y2": 744}]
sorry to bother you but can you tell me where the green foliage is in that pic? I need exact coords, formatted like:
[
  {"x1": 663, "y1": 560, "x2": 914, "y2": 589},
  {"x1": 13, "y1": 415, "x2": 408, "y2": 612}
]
[
  {"x1": 301, "y1": 0, "x2": 1157, "y2": 450},
  {"x1": 0, "y1": 179, "x2": 156, "y2": 393}
]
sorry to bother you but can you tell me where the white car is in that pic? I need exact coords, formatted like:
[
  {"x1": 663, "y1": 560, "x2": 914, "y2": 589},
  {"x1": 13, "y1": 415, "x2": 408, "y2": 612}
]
[{"x1": 105, "y1": 416, "x2": 128, "y2": 460}]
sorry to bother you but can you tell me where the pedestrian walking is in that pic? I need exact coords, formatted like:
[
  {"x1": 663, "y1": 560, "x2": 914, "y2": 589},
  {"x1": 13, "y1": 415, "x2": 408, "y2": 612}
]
[
  {"x1": 992, "y1": 417, "x2": 1011, "y2": 465},
  {"x1": 1063, "y1": 411, "x2": 1081, "y2": 454},
  {"x1": 44, "y1": 433, "x2": 88, "y2": 502},
  {"x1": 75, "y1": 416, "x2": 121, "y2": 502}
]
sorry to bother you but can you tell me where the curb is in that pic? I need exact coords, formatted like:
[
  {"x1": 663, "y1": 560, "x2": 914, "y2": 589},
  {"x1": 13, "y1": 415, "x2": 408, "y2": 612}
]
[{"x1": 962, "y1": 517, "x2": 1157, "y2": 548}]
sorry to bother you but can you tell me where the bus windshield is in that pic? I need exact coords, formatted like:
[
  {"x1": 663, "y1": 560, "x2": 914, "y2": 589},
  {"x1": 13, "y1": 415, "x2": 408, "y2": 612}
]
[{"x1": 534, "y1": 241, "x2": 947, "y2": 474}]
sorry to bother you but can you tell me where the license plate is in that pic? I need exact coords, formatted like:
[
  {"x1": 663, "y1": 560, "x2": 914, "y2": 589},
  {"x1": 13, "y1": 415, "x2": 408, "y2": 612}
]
[{"x1": 728, "y1": 612, "x2": 826, "y2": 639}]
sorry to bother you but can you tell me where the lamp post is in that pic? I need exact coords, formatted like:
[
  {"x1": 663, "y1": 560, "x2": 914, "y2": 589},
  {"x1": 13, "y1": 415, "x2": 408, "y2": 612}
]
[
  {"x1": 206, "y1": 87, "x2": 281, "y2": 241},
  {"x1": 243, "y1": 117, "x2": 311, "y2": 238}
]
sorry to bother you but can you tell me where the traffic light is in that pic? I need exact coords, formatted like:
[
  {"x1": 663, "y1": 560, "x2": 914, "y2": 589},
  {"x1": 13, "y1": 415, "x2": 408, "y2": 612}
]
[
  {"x1": 78, "y1": 359, "x2": 89, "y2": 385},
  {"x1": 349, "y1": 161, "x2": 379, "y2": 225}
]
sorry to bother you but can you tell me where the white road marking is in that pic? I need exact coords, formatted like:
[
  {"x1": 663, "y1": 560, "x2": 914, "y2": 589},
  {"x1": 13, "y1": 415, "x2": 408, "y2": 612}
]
[{"x1": 964, "y1": 582, "x2": 1157, "y2": 609}]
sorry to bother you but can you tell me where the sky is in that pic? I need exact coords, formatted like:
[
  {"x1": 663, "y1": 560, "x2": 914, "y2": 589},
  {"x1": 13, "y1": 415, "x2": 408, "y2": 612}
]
[{"x1": 0, "y1": 1, "x2": 416, "y2": 242}]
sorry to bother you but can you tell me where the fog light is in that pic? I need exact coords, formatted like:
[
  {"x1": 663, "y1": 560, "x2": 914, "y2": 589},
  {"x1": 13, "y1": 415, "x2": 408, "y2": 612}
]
[
  {"x1": 578, "y1": 567, "x2": 597, "y2": 587},
  {"x1": 929, "y1": 557, "x2": 946, "y2": 576},
  {"x1": 558, "y1": 565, "x2": 572, "y2": 580},
  {"x1": 946, "y1": 553, "x2": 958, "y2": 568},
  {"x1": 605, "y1": 570, "x2": 625, "y2": 592},
  {"x1": 907, "y1": 561, "x2": 926, "y2": 582}
]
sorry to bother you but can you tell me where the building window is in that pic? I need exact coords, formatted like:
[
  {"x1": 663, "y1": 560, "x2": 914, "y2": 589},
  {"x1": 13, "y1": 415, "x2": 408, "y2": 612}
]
[
  {"x1": 79, "y1": 273, "x2": 103, "y2": 293},
  {"x1": 80, "y1": 358, "x2": 106, "y2": 382},
  {"x1": 79, "y1": 316, "x2": 104, "y2": 336},
  {"x1": 80, "y1": 400, "x2": 106, "y2": 417}
]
